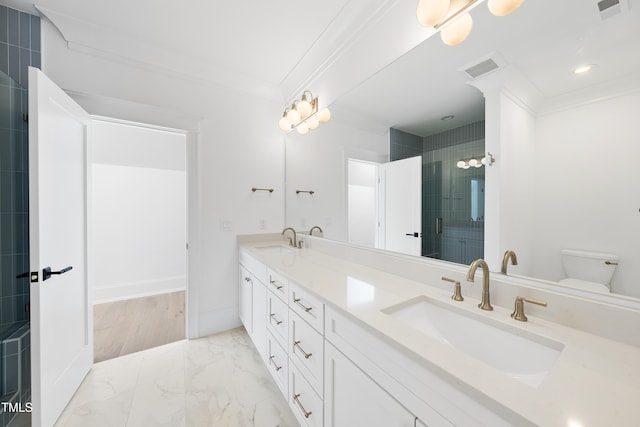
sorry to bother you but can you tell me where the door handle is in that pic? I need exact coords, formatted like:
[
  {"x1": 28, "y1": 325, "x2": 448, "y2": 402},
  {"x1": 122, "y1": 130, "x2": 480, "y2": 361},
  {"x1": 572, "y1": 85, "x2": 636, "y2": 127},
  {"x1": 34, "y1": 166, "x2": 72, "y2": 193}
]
[
  {"x1": 436, "y1": 217, "x2": 443, "y2": 234},
  {"x1": 405, "y1": 232, "x2": 420, "y2": 237},
  {"x1": 43, "y1": 266, "x2": 73, "y2": 281}
]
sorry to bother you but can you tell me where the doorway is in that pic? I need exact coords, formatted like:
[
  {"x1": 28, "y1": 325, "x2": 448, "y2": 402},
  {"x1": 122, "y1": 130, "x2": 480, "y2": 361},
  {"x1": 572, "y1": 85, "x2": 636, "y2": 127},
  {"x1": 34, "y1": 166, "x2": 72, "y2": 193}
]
[{"x1": 90, "y1": 119, "x2": 187, "y2": 362}]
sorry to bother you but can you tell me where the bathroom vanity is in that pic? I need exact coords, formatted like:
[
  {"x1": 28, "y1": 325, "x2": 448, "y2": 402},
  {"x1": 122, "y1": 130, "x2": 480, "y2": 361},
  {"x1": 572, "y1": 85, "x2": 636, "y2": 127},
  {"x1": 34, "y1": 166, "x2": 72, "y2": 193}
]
[{"x1": 238, "y1": 233, "x2": 640, "y2": 426}]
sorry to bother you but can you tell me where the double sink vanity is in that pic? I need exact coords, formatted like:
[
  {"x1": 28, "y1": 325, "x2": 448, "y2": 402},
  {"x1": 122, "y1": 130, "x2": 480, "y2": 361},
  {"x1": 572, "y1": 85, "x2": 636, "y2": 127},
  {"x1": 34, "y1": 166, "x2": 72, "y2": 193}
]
[{"x1": 238, "y1": 232, "x2": 640, "y2": 426}]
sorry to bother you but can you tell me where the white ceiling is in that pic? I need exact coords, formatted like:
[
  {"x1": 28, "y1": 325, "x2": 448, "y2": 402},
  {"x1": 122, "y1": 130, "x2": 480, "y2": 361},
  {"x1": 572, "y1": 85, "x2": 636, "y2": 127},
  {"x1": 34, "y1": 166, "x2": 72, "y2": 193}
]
[
  {"x1": 13, "y1": 0, "x2": 348, "y2": 86},
  {"x1": 333, "y1": 0, "x2": 640, "y2": 136},
  {"x1": 5, "y1": 0, "x2": 640, "y2": 136}
]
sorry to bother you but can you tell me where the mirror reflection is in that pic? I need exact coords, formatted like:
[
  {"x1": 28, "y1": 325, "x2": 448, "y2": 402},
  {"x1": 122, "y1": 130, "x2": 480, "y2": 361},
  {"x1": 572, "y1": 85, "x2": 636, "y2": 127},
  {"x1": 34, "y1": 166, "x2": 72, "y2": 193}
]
[{"x1": 285, "y1": 0, "x2": 640, "y2": 299}]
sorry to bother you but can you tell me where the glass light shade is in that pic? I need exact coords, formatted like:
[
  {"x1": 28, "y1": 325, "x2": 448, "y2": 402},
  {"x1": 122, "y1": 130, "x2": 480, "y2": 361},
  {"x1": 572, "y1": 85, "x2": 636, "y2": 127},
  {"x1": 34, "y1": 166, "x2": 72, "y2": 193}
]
[
  {"x1": 481, "y1": 156, "x2": 486, "y2": 165},
  {"x1": 416, "y1": 0, "x2": 451, "y2": 27},
  {"x1": 487, "y1": 0, "x2": 524, "y2": 17},
  {"x1": 278, "y1": 116, "x2": 292, "y2": 131},
  {"x1": 296, "y1": 122, "x2": 309, "y2": 135},
  {"x1": 297, "y1": 99, "x2": 312, "y2": 118},
  {"x1": 307, "y1": 115, "x2": 320, "y2": 130},
  {"x1": 440, "y1": 12, "x2": 473, "y2": 46},
  {"x1": 456, "y1": 160, "x2": 466, "y2": 168},
  {"x1": 462, "y1": 164, "x2": 470, "y2": 169},
  {"x1": 474, "y1": 162, "x2": 482, "y2": 168},
  {"x1": 317, "y1": 107, "x2": 331, "y2": 123},
  {"x1": 286, "y1": 108, "x2": 301, "y2": 125},
  {"x1": 469, "y1": 158, "x2": 478, "y2": 166}
]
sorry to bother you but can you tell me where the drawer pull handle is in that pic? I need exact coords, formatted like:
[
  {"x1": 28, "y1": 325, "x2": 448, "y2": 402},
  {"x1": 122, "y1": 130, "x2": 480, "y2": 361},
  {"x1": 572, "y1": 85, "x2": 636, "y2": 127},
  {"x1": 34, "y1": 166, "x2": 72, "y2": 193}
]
[
  {"x1": 293, "y1": 393, "x2": 312, "y2": 419},
  {"x1": 244, "y1": 277, "x2": 251, "y2": 283},
  {"x1": 293, "y1": 298, "x2": 313, "y2": 312},
  {"x1": 269, "y1": 355, "x2": 282, "y2": 371},
  {"x1": 294, "y1": 340, "x2": 312, "y2": 359},
  {"x1": 270, "y1": 313, "x2": 283, "y2": 325},
  {"x1": 270, "y1": 279, "x2": 284, "y2": 290}
]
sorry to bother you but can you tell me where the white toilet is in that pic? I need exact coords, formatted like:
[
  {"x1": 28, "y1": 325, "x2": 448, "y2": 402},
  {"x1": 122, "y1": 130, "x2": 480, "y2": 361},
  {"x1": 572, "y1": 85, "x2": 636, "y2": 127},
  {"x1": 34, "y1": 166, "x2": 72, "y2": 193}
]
[{"x1": 558, "y1": 249, "x2": 619, "y2": 293}]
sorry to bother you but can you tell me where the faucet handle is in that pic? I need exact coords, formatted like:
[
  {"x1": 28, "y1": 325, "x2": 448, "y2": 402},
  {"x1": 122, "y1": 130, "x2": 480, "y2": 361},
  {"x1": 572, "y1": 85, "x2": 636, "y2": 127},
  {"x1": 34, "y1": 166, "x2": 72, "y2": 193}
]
[
  {"x1": 441, "y1": 276, "x2": 464, "y2": 301},
  {"x1": 511, "y1": 296, "x2": 547, "y2": 322}
]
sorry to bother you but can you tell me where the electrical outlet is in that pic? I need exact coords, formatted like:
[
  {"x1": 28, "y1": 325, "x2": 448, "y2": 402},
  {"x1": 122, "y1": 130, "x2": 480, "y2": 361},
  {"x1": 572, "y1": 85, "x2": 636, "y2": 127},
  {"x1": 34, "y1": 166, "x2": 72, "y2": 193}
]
[{"x1": 221, "y1": 220, "x2": 233, "y2": 232}]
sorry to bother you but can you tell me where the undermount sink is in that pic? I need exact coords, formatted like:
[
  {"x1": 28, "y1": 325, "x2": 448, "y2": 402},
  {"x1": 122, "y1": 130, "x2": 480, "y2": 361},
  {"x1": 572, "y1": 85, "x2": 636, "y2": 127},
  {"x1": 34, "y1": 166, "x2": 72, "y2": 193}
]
[
  {"x1": 256, "y1": 245, "x2": 294, "y2": 254},
  {"x1": 383, "y1": 297, "x2": 564, "y2": 387}
]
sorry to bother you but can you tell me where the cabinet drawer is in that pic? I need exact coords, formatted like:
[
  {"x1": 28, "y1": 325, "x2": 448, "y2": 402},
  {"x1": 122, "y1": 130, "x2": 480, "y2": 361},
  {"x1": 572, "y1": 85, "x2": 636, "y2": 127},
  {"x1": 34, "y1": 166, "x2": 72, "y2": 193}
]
[
  {"x1": 267, "y1": 332, "x2": 288, "y2": 397},
  {"x1": 289, "y1": 311, "x2": 324, "y2": 395},
  {"x1": 267, "y1": 293, "x2": 288, "y2": 349},
  {"x1": 289, "y1": 282, "x2": 324, "y2": 333},
  {"x1": 239, "y1": 250, "x2": 267, "y2": 283},
  {"x1": 290, "y1": 364, "x2": 323, "y2": 427},
  {"x1": 267, "y1": 268, "x2": 289, "y2": 301}
]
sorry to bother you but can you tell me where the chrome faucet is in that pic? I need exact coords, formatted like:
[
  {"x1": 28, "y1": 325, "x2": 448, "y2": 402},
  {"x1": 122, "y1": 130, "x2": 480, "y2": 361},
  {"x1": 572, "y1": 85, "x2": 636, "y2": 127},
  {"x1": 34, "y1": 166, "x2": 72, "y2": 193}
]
[
  {"x1": 501, "y1": 250, "x2": 518, "y2": 274},
  {"x1": 467, "y1": 259, "x2": 493, "y2": 311},
  {"x1": 282, "y1": 227, "x2": 297, "y2": 247},
  {"x1": 309, "y1": 225, "x2": 323, "y2": 236}
]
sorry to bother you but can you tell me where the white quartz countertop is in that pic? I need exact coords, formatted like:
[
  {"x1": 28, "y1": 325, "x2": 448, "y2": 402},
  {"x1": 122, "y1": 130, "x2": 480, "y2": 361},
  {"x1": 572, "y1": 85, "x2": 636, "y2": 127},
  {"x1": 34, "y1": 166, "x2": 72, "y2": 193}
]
[{"x1": 239, "y1": 239, "x2": 640, "y2": 427}]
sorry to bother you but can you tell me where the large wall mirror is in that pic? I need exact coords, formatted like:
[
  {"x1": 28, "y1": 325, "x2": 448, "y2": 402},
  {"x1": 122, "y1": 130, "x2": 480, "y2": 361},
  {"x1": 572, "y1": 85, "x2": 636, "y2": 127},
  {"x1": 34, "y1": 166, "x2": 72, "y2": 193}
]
[{"x1": 285, "y1": 0, "x2": 640, "y2": 301}]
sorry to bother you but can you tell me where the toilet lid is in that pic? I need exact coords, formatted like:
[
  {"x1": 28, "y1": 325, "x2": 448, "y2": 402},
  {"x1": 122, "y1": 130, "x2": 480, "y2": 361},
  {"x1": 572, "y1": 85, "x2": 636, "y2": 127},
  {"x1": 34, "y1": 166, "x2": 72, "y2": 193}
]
[{"x1": 558, "y1": 278, "x2": 609, "y2": 293}]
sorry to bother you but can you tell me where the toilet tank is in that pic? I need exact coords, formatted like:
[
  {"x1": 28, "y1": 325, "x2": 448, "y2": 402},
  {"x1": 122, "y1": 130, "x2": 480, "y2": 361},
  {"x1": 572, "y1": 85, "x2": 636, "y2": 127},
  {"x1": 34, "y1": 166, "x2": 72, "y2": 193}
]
[{"x1": 561, "y1": 249, "x2": 619, "y2": 285}]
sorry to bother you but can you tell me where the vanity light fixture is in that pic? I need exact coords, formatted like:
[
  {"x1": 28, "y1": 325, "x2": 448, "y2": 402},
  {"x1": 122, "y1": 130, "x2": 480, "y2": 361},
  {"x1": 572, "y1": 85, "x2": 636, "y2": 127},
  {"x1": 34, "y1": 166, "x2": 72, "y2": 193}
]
[
  {"x1": 417, "y1": 0, "x2": 525, "y2": 46},
  {"x1": 278, "y1": 90, "x2": 331, "y2": 135},
  {"x1": 456, "y1": 153, "x2": 495, "y2": 169}
]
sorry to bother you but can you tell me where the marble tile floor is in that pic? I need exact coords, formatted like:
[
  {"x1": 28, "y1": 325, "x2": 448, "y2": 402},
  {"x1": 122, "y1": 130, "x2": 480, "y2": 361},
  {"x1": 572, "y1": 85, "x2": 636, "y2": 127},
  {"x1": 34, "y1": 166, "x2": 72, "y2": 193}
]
[{"x1": 55, "y1": 327, "x2": 299, "y2": 427}]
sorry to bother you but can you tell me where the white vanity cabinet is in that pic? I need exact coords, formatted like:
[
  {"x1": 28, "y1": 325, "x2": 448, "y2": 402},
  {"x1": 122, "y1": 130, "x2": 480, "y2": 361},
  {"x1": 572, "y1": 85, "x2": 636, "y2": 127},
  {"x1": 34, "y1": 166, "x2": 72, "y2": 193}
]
[
  {"x1": 239, "y1": 246, "x2": 512, "y2": 427},
  {"x1": 325, "y1": 306, "x2": 516, "y2": 427},
  {"x1": 324, "y1": 341, "x2": 418, "y2": 427},
  {"x1": 239, "y1": 251, "x2": 268, "y2": 359}
]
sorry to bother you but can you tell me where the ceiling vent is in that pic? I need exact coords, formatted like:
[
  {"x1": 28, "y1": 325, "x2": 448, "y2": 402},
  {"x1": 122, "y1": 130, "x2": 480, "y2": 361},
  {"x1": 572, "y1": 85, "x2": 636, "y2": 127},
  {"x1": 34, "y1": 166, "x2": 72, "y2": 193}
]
[
  {"x1": 459, "y1": 52, "x2": 506, "y2": 80},
  {"x1": 464, "y1": 58, "x2": 500, "y2": 79},
  {"x1": 597, "y1": 0, "x2": 623, "y2": 20}
]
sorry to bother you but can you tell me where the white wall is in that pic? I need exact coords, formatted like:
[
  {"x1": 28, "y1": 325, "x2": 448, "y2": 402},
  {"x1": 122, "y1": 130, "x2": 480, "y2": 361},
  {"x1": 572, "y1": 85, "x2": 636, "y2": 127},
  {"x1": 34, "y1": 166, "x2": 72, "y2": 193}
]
[
  {"x1": 532, "y1": 91, "x2": 640, "y2": 297},
  {"x1": 348, "y1": 160, "x2": 378, "y2": 247},
  {"x1": 484, "y1": 89, "x2": 536, "y2": 276},
  {"x1": 41, "y1": 20, "x2": 286, "y2": 337},
  {"x1": 285, "y1": 119, "x2": 388, "y2": 242},
  {"x1": 92, "y1": 120, "x2": 187, "y2": 302}
]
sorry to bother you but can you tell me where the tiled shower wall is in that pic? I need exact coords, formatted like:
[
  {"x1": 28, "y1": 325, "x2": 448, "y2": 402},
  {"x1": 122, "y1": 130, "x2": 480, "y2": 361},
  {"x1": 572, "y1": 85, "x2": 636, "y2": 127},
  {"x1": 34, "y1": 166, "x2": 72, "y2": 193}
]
[
  {"x1": 0, "y1": 5, "x2": 40, "y2": 424},
  {"x1": 0, "y1": 5, "x2": 41, "y2": 86},
  {"x1": 390, "y1": 121, "x2": 485, "y2": 264}
]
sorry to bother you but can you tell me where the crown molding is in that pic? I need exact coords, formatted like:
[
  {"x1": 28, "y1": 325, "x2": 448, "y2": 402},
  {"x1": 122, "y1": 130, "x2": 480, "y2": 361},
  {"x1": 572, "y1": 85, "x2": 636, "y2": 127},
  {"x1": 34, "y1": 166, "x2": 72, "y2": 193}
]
[{"x1": 35, "y1": 5, "x2": 283, "y2": 102}]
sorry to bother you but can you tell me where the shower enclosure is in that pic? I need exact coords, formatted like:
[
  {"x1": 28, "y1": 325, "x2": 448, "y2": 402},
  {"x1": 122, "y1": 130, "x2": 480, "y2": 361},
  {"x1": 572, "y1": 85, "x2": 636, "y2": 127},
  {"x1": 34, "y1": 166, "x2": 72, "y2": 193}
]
[
  {"x1": 0, "y1": 70, "x2": 31, "y2": 426},
  {"x1": 389, "y1": 123, "x2": 486, "y2": 265}
]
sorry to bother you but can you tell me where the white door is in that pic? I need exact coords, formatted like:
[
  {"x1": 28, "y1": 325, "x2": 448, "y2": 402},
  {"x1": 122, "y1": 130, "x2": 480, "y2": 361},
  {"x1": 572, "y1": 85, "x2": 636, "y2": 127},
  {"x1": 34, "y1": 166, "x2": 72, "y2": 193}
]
[
  {"x1": 28, "y1": 67, "x2": 92, "y2": 427},
  {"x1": 379, "y1": 156, "x2": 422, "y2": 256}
]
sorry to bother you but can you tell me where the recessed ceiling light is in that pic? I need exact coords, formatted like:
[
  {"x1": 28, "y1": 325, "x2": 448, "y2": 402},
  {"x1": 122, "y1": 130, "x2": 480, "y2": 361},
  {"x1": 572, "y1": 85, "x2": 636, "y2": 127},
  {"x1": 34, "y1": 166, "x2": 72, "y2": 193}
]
[
  {"x1": 441, "y1": 115, "x2": 455, "y2": 121},
  {"x1": 573, "y1": 64, "x2": 596, "y2": 75}
]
